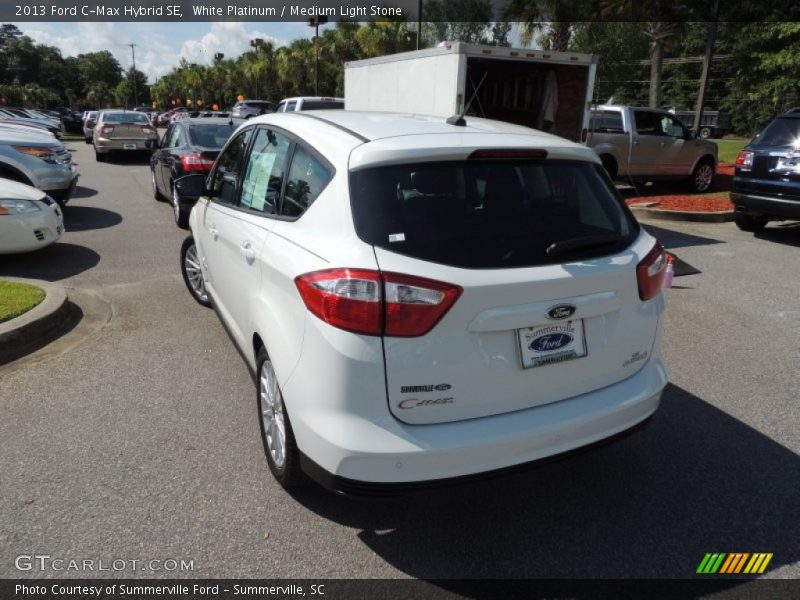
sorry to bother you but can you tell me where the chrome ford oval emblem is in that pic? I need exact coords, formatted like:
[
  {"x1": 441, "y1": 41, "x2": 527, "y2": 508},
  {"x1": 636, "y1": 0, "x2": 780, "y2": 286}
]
[
  {"x1": 530, "y1": 333, "x2": 573, "y2": 352},
  {"x1": 546, "y1": 304, "x2": 576, "y2": 320}
]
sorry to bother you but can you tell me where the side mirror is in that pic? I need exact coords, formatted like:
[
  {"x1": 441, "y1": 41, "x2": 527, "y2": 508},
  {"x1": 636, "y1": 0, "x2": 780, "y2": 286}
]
[
  {"x1": 174, "y1": 174, "x2": 207, "y2": 198},
  {"x1": 687, "y1": 129, "x2": 697, "y2": 140}
]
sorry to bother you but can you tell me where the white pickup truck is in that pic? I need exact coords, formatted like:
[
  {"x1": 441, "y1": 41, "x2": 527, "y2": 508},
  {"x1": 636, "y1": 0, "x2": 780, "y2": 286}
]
[{"x1": 588, "y1": 105, "x2": 718, "y2": 192}]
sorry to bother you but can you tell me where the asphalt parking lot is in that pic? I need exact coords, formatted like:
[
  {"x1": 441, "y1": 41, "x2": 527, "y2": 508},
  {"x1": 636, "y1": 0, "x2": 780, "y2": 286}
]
[{"x1": 1, "y1": 141, "x2": 799, "y2": 582}]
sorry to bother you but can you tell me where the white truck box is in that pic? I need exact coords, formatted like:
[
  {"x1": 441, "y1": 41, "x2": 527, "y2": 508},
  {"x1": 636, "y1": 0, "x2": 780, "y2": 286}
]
[{"x1": 344, "y1": 42, "x2": 598, "y2": 144}]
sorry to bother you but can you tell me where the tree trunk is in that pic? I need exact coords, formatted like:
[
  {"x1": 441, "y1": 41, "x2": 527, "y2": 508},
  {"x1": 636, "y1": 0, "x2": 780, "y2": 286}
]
[
  {"x1": 649, "y1": 37, "x2": 663, "y2": 108},
  {"x1": 548, "y1": 22, "x2": 571, "y2": 52}
]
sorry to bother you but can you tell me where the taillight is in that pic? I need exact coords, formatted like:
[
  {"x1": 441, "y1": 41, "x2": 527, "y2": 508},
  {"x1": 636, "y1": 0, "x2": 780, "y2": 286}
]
[
  {"x1": 637, "y1": 242, "x2": 667, "y2": 301},
  {"x1": 140, "y1": 126, "x2": 154, "y2": 134},
  {"x1": 295, "y1": 269, "x2": 462, "y2": 337},
  {"x1": 99, "y1": 125, "x2": 114, "y2": 135},
  {"x1": 180, "y1": 152, "x2": 215, "y2": 173},
  {"x1": 735, "y1": 151, "x2": 754, "y2": 171},
  {"x1": 383, "y1": 273, "x2": 462, "y2": 336}
]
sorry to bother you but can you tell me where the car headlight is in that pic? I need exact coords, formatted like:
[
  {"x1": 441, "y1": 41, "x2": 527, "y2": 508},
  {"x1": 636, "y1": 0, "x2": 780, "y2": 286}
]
[
  {"x1": 0, "y1": 199, "x2": 42, "y2": 215},
  {"x1": 13, "y1": 146, "x2": 58, "y2": 163}
]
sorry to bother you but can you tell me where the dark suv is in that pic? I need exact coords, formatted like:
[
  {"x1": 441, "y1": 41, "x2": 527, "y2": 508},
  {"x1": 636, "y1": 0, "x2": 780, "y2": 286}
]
[{"x1": 732, "y1": 111, "x2": 800, "y2": 232}]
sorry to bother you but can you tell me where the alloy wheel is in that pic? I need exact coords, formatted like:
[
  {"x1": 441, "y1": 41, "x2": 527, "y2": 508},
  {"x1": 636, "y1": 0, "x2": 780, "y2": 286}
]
[
  {"x1": 259, "y1": 360, "x2": 287, "y2": 469},
  {"x1": 183, "y1": 243, "x2": 208, "y2": 303}
]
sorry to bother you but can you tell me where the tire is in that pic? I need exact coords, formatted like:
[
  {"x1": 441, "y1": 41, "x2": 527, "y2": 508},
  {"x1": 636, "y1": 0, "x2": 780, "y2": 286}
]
[
  {"x1": 734, "y1": 213, "x2": 768, "y2": 232},
  {"x1": 95, "y1": 147, "x2": 106, "y2": 162},
  {"x1": 84, "y1": 137, "x2": 92, "y2": 144},
  {"x1": 151, "y1": 168, "x2": 164, "y2": 201},
  {"x1": 689, "y1": 160, "x2": 714, "y2": 193},
  {"x1": 172, "y1": 185, "x2": 189, "y2": 229},
  {"x1": 256, "y1": 346, "x2": 305, "y2": 489},
  {"x1": 180, "y1": 236, "x2": 211, "y2": 307},
  {"x1": 699, "y1": 127, "x2": 712, "y2": 139}
]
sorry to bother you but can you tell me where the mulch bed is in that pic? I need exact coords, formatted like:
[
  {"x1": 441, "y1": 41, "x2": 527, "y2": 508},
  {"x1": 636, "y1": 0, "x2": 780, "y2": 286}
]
[{"x1": 624, "y1": 163, "x2": 736, "y2": 213}]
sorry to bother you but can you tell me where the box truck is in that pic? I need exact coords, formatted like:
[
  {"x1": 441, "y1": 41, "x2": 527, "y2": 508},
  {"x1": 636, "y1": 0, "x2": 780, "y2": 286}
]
[{"x1": 344, "y1": 42, "x2": 598, "y2": 144}]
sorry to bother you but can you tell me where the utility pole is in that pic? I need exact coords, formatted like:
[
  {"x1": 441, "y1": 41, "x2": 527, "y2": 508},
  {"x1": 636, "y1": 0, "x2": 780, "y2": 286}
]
[
  {"x1": 307, "y1": 16, "x2": 328, "y2": 96},
  {"x1": 417, "y1": 0, "x2": 422, "y2": 49},
  {"x1": 693, "y1": 0, "x2": 720, "y2": 134},
  {"x1": 128, "y1": 43, "x2": 138, "y2": 107}
]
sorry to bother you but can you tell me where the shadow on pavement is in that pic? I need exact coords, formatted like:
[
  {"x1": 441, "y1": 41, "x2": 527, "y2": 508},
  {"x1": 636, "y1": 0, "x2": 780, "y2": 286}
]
[
  {"x1": 70, "y1": 186, "x2": 98, "y2": 199},
  {"x1": 755, "y1": 223, "x2": 800, "y2": 248},
  {"x1": 0, "y1": 242, "x2": 100, "y2": 281},
  {"x1": 62, "y1": 205, "x2": 122, "y2": 231},
  {"x1": 642, "y1": 223, "x2": 725, "y2": 250},
  {"x1": 289, "y1": 383, "x2": 799, "y2": 586},
  {"x1": 101, "y1": 152, "x2": 152, "y2": 165}
]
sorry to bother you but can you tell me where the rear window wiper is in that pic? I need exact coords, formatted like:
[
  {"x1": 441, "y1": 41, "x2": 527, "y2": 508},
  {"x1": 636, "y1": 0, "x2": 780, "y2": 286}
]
[{"x1": 545, "y1": 233, "x2": 625, "y2": 257}]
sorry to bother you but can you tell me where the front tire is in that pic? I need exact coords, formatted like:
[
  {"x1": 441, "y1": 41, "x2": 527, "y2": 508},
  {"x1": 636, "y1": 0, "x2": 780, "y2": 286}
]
[
  {"x1": 256, "y1": 347, "x2": 304, "y2": 490},
  {"x1": 734, "y1": 213, "x2": 768, "y2": 232},
  {"x1": 151, "y1": 168, "x2": 164, "y2": 201},
  {"x1": 180, "y1": 236, "x2": 211, "y2": 307},
  {"x1": 689, "y1": 161, "x2": 714, "y2": 193}
]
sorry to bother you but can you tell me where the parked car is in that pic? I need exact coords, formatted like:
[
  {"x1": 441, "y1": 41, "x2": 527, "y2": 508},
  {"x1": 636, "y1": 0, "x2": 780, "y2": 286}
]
[
  {"x1": 4, "y1": 107, "x2": 63, "y2": 131},
  {"x1": 175, "y1": 111, "x2": 667, "y2": 494},
  {"x1": 275, "y1": 97, "x2": 344, "y2": 112},
  {"x1": 82, "y1": 111, "x2": 98, "y2": 143},
  {"x1": 588, "y1": 105, "x2": 718, "y2": 192},
  {"x1": 731, "y1": 110, "x2": 800, "y2": 232},
  {"x1": 0, "y1": 178, "x2": 64, "y2": 254},
  {"x1": 92, "y1": 110, "x2": 158, "y2": 161},
  {"x1": 150, "y1": 117, "x2": 242, "y2": 227},
  {"x1": 0, "y1": 118, "x2": 56, "y2": 138},
  {"x1": 0, "y1": 128, "x2": 78, "y2": 207},
  {"x1": 0, "y1": 109, "x2": 61, "y2": 137},
  {"x1": 231, "y1": 100, "x2": 276, "y2": 119}
]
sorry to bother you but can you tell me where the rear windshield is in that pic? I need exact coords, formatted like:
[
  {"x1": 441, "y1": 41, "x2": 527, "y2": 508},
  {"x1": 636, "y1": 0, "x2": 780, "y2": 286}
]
[
  {"x1": 103, "y1": 112, "x2": 149, "y2": 124},
  {"x1": 350, "y1": 159, "x2": 638, "y2": 269},
  {"x1": 189, "y1": 123, "x2": 238, "y2": 148},
  {"x1": 753, "y1": 117, "x2": 800, "y2": 146},
  {"x1": 301, "y1": 101, "x2": 344, "y2": 111}
]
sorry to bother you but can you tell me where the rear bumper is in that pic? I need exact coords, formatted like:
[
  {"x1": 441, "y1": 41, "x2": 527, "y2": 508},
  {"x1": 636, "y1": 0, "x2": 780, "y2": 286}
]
[
  {"x1": 731, "y1": 191, "x2": 800, "y2": 220},
  {"x1": 291, "y1": 355, "x2": 666, "y2": 492}
]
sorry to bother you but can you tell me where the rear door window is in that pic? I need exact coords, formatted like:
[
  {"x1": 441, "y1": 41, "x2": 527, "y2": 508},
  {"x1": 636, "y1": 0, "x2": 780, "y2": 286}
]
[
  {"x1": 590, "y1": 111, "x2": 624, "y2": 133},
  {"x1": 349, "y1": 159, "x2": 638, "y2": 269},
  {"x1": 633, "y1": 111, "x2": 663, "y2": 135}
]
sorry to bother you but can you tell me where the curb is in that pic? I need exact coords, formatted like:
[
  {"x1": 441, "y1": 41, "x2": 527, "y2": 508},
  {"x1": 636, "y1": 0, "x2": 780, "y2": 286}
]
[
  {"x1": 630, "y1": 205, "x2": 734, "y2": 223},
  {"x1": 0, "y1": 278, "x2": 76, "y2": 365}
]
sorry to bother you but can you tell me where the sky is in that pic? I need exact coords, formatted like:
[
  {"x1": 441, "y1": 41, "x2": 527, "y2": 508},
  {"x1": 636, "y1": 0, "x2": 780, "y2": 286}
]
[
  {"x1": 13, "y1": 22, "x2": 315, "y2": 83},
  {"x1": 14, "y1": 22, "x2": 524, "y2": 84}
]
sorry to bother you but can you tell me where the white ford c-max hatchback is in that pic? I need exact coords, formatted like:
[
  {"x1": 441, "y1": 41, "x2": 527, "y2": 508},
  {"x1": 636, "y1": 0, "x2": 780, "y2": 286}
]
[{"x1": 177, "y1": 111, "x2": 667, "y2": 496}]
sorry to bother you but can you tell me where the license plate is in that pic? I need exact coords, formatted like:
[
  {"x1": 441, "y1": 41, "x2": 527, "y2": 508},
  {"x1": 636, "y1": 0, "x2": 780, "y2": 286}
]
[
  {"x1": 517, "y1": 320, "x2": 587, "y2": 369},
  {"x1": 123, "y1": 143, "x2": 137, "y2": 150}
]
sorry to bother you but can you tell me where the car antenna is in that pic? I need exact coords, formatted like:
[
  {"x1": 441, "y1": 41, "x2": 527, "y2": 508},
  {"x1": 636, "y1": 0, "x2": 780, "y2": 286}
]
[{"x1": 446, "y1": 72, "x2": 488, "y2": 127}]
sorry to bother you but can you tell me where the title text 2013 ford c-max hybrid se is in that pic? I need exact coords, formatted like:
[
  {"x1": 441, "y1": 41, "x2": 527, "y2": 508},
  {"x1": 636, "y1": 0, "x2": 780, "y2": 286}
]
[{"x1": 176, "y1": 111, "x2": 667, "y2": 496}]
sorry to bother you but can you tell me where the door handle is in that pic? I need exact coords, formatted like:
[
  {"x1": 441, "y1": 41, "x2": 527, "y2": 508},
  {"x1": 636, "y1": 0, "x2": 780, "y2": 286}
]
[
  {"x1": 240, "y1": 241, "x2": 256, "y2": 264},
  {"x1": 209, "y1": 226, "x2": 218, "y2": 240}
]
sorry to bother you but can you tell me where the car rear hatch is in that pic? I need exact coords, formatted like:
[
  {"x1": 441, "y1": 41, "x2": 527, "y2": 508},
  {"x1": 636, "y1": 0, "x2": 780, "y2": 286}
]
[
  {"x1": 349, "y1": 139, "x2": 663, "y2": 425},
  {"x1": 104, "y1": 118, "x2": 154, "y2": 140},
  {"x1": 733, "y1": 116, "x2": 800, "y2": 201}
]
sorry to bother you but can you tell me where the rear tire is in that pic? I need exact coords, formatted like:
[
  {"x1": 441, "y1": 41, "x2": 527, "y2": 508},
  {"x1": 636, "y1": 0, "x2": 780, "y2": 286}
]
[
  {"x1": 84, "y1": 137, "x2": 92, "y2": 144},
  {"x1": 172, "y1": 185, "x2": 189, "y2": 229},
  {"x1": 95, "y1": 147, "x2": 106, "y2": 162},
  {"x1": 734, "y1": 213, "x2": 768, "y2": 232},
  {"x1": 699, "y1": 127, "x2": 712, "y2": 139},
  {"x1": 256, "y1": 346, "x2": 305, "y2": 490},
  {"x1": 689, "y1": 160, "x2": 714, "y2": 193},
  {"x1": 151, "y1": 168, "x2": 164, "y2": 201}
]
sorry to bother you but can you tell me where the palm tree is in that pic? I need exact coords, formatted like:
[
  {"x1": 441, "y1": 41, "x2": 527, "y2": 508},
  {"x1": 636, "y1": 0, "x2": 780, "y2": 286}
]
[{"x1": 503, "y1": 0, "x2": 576, "y2": 51}]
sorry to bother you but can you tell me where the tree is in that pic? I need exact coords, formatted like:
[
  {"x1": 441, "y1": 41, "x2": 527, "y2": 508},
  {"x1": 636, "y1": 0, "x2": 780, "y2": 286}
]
[
  {"x1": 503, "y1": 0, "x2": 579, "y2": 51},
  {"x1": 76, "y1": 51, "x2": 122, "y2": 91},
  {"x1": 115, "y1": 68, "x2": 149, "y2": 107}
]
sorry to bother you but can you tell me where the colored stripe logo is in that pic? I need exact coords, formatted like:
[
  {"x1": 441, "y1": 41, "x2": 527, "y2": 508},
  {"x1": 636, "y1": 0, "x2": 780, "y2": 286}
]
[{"x1": 697, "y1": 553, "x2": 773, "y2": 574}]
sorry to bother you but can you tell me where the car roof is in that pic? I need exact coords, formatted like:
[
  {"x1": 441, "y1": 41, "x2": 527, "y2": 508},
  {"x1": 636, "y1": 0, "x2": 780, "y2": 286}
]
[
  {"x1": 249, "y1": 110, "x2": 572, "y2": 143},
  {"x1": 184, "y1": 117, "x2": 244, "y2": 125},
  {"x1": 281, "y1": 97, "x2": 344, "y2": 102}
]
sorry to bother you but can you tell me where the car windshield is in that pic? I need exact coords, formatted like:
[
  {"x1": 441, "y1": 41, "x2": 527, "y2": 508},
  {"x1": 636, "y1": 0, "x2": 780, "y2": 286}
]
[
  {"x1": 349, "y1": 159, "x2": 638, "y2": 269},
  {"x1": 103, "y1": 112, "x2": 149, "y2": 124},
  {"x1": 753, "y1": 117, "x2": 800, "y2": 147},
  {"x1": 189, "y1": 123, "x2": 237, "y2": 148}
]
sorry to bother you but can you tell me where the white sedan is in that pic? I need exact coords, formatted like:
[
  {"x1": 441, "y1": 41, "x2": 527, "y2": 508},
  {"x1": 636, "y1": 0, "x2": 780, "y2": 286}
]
[{"x1": 0, "y1": 178, "x2": 64, "y2": 254}]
